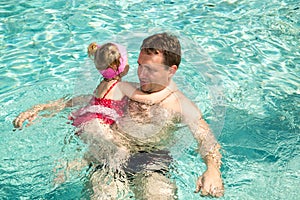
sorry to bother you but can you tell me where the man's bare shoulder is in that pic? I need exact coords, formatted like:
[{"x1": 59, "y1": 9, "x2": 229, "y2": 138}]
[
  {"x1": 160, "y1": 90, "x2": 187, "y2": 111},
  {"x1": 161, "y1": 89, "x2": 201, "y2": 120}
]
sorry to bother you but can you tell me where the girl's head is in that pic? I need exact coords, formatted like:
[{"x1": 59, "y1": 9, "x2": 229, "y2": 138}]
[{"x1": 87, "y1": 42, "x2": 129, "y2": 80}]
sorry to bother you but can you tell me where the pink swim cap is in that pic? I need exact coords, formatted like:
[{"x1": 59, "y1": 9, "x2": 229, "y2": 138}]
[{"x1": 99, "y1": 43, "x2": 127, "y2": 79}]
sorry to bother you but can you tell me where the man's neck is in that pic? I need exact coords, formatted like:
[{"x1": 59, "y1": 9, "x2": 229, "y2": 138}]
[{"x1": 140, "y1": 81, "x2": 172, "y2": 94}]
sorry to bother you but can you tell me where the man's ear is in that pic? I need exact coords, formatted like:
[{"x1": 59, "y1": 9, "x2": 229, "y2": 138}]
[{"x1": 168, "y1": 65, "x2": 178, "y2": 77}]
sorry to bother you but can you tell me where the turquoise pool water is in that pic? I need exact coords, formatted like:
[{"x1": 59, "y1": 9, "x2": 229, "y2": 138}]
[{"x1": 1, "y1": 0, "x2": 299, "y2": 199}]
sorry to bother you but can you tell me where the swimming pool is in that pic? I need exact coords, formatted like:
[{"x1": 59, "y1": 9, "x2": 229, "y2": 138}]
[{"x1": 1, "y1": 0, "x2": 299, "y2": 199}]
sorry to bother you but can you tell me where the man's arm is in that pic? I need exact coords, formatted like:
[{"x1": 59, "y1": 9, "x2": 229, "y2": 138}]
[
  {"x1": 192, "y1": 118, "x2": 223, "y2": 197},
  {"x1": 13, "y1": 95, "x2": 91, "y2": 128},
  {"x1": 180, "y1": 97, "x2": 224, "y2": 197}
]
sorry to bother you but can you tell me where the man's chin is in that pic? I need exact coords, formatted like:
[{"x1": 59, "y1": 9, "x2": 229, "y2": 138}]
[
  {"x1": 140, "y1": 85, "x2": 166, "y2": 94},
  {"x1": 140, "y1": 85, "x2": 151, "y2": 93}
]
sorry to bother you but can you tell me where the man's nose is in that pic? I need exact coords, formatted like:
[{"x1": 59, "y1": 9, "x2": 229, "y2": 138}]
[{"x1": 139, "y1": 67, "x2": 147, "y2": 78}]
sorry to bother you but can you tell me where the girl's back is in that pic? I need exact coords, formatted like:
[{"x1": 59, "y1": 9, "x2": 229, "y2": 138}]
[{"x1": 95, "y1": 80, "x2": 124, "y2": 101}]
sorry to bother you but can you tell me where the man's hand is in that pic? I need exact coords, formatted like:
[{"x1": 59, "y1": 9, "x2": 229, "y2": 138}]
[{"x1": 195, "y1": 168, "x2": 224, "y2": 198}]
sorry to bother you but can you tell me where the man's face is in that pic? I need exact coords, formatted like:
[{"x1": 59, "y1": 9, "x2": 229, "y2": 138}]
[{"x1": 137, "y1": 51, "x2": 171, "y2": 93}]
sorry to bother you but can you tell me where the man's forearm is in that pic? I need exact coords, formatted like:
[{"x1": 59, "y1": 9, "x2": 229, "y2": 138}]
[
  {"x1": 189, "y1": 118, "x2": 222, "y2": 170},
  {"x1": 203, "y1": 143, "x2": 222, "y2": 171}
]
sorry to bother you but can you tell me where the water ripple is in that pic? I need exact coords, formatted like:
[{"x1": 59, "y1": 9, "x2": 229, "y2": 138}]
[{"x1": 1, "y1": 0, "x2": 299, "y2": 199}]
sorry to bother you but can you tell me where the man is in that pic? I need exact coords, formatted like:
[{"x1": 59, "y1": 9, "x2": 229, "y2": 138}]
[
  {"x1": 13, "y1": 33, "x2": 224, "y2": 199},
  {"x1": 116, "y1": 32, "x2": 224, "y2": 199}
]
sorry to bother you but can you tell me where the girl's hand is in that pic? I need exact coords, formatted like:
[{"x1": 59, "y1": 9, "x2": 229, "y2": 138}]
[{"x1": 13, "y1": 106, "x2": 42, "y2": 128}]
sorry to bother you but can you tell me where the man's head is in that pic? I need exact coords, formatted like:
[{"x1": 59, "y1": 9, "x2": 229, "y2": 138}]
[{"x1": 137, "y1": 32, "x2": 181, "y2": 93}]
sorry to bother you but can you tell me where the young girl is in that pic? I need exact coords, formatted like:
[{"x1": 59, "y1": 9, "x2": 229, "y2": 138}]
[{"x1": 69, "y1": 42, "x2": 171, "y2": 128}]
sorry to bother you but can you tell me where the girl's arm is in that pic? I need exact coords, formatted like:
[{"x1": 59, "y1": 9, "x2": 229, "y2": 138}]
[
  {"x1": 13, "y1": 98, "x2": 66, "y2": 128},
  {"x1": 118, "y1": 80, "x2": 177, "y2": 105},
  {"x1": 13, "y1": 95, "x2": 91, "y2": 128}
]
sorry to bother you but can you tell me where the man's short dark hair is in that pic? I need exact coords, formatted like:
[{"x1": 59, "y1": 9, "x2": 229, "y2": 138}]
[{"x1": 140, "y1": 32, "x2": 181, "y2": 68}]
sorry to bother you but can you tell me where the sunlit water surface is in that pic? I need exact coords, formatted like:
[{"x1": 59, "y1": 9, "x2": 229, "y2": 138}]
[{"x1": 0, "y1": 0, "x2": 299, "y2": 199}]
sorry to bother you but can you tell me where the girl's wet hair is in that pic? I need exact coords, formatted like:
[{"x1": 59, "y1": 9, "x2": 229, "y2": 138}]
[
  {"x1": 87, "y1": 42, "x2": 121, "y2": 71},
  {"x1": 87, "y1": 42, "x2": 98, "y2": 58}
]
